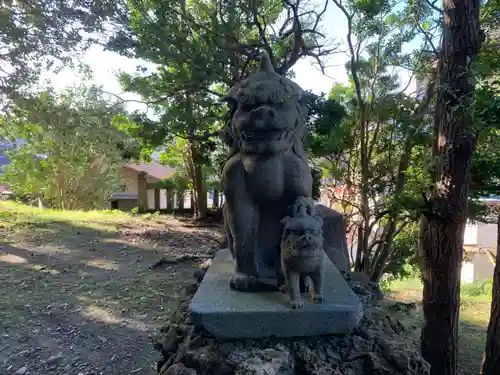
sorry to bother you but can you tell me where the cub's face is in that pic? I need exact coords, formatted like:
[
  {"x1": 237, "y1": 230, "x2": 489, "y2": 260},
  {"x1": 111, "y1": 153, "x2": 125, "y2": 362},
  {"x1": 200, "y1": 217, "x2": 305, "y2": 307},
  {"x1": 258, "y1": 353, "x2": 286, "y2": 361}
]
[{"x1": 281, "y1": 214, "x2": 323, "y2": 258}]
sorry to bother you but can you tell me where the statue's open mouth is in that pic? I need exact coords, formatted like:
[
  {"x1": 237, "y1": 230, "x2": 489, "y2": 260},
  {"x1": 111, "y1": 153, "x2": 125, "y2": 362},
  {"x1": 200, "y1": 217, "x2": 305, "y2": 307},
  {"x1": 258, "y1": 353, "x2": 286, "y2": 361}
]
[{"x1": 241, "y1": 129, "x2": 288, "y2": 142}]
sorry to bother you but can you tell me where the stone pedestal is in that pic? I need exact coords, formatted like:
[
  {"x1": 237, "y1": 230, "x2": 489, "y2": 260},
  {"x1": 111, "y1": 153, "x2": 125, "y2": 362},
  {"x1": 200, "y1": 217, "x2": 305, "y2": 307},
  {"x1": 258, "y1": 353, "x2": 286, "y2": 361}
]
[{"x1": 189, "y1": 249, "x2": 363, "y2": 339}]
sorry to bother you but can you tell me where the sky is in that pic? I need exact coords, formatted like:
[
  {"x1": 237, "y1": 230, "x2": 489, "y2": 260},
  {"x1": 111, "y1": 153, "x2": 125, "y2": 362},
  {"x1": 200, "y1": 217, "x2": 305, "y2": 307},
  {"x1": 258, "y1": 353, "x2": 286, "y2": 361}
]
[{"x1": 46, "y1": 3, "x2": 417, "y2": 112}]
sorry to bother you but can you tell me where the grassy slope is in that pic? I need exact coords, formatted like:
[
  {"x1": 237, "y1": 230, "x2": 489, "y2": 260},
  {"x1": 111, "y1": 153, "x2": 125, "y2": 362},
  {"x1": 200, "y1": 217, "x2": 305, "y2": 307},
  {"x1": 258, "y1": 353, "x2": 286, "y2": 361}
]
[{"x1": 386, "y1": 277, "x2": 492, "y2": 375}]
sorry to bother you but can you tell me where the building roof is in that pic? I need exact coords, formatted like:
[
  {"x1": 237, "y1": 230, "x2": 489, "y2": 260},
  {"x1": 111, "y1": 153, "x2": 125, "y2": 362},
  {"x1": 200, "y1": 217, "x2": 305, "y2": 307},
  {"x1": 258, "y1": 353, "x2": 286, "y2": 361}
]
[
  {"x1": 110, "y1": 192, "x2": 138, "y2": 200},
  {"x1": 124, "y1": 161, "x2": 176, "y2": 180}
]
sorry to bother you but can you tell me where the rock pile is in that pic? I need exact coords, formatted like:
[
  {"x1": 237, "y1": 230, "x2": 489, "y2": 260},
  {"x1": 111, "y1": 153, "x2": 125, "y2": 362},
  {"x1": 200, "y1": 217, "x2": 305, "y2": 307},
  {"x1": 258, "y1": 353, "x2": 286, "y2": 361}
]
[{"x1": 153, "y1": 267, "x2": 429, "y2": 375}]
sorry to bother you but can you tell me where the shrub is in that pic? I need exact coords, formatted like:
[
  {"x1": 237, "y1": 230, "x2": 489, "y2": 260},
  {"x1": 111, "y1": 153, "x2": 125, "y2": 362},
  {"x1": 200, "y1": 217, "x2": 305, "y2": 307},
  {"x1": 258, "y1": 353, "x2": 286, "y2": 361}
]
[{"x1": 461, "y1": 279, "x2": 493, "y2": 297}]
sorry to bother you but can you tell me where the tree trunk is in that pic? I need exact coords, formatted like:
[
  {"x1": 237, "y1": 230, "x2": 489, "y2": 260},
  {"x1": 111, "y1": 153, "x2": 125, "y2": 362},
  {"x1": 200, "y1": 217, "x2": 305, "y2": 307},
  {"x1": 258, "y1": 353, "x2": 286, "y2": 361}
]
[
  {"x1": 194, "y1": 168, "x2": 207, "y2": 219},
  {"x1": 354, "y1": 223, "x2": 364, "y2": 271},
  {"x1": 480, "y1": 211, "x2": 500, "y2": 374},
  {"x1": 190, "y1": 190, "x2": 196, "y2": 216},
  {"x1": 183, "y1": 92, "x2": 207, "y2": 220},
  {"x1": 419, "y1": 1, "x2": 481, "y2": 374},
  {"x1": 213, "y1": 189, "x2": 220, "y2": 209},
  {"x1": 178, "y1": 190, "x2": 185, "y2": 210},
  {"x1": 166, "y1": 189, "x2": 174, "y2": 212},
  {"x1": 370, "y1": 140, "x2": 413, "y2": 281},
  {"x1": 370, "y1": 217, "x2": 398, "y2": 282},
  {"x1": 137, "y1": 171, "x2": 148, "y2": 213},
  {"x1": 188, "y1": 142, "x2": 207, "y2": 220},
  {"x1": 154, "y1": 188, "x2": 160, "y2": 211}
]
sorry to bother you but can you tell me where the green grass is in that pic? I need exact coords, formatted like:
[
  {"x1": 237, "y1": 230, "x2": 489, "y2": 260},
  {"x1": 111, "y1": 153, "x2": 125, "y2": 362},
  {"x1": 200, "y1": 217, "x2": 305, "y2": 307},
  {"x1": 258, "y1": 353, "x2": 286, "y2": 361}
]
[
  {"x1": 0, "y1": 201, "x2": 182, "y2": 250},
  {"x1": 0, "y1": 200, "x2": 169, "y2": 237},
  {"x1": 386, "y1": 276, "x2": 492, "y2": 375},
  {"x1": 1, "y1": 200, "x2": 131, "y2": 224}
]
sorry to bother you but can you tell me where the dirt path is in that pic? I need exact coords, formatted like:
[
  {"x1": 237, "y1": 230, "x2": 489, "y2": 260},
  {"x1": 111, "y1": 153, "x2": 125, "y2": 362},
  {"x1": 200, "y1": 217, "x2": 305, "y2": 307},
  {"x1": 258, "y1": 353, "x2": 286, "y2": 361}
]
[{"x1": 0, "y1": 215, "x2": 222, "y2": 375}]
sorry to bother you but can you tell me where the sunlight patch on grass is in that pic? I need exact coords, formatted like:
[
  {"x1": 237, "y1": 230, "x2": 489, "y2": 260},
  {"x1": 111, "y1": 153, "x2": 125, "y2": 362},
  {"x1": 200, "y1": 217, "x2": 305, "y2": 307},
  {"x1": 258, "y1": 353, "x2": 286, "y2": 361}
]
[
  {"x1": 82, "y1": 305, "x2": 123, "y2": 324},
  {"x1": 0, "y1": 201, "x2": 133, "y2": 229},
  {"x1": 26, "y1": 243, "x2": 73, "y2": 255},
  {"x1": 77, "y1": 297, "x2": 151, "y2": 331},
  {"x1": 31, "y1": 264, "x2": 61, "y2": 275},
  {"x1": 460, "y1": 300, "x2": 491, "y2": 326},
  {"x1": 0, "y1": 253, "x2": 28, "y2": 264},
  {"x1": 385, "y1": 277, "x2": 493, "y2": 304},
  {"x1": 102, "y1": 238, "x2": 159, "y2": 251},
  {"x1": 86, "y1": 258, "x2": 119, "y2": 271},
  {"x1": 0, "y1": 201, "x2": 174, "y2": 238}
]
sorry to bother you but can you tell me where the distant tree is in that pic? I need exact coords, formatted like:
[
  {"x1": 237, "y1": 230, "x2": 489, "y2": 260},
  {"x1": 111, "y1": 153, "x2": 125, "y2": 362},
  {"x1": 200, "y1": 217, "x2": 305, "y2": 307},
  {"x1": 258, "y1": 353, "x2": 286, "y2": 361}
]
[
  {"x1": 315, "y1": 0, "x2": 437, "y2": 282},
  {"x1": 106, "y1": 0, "x2": 336, "y2": 219},
  {"x1": 0, "y1": 85, "x2": 135, "y2": 210}
]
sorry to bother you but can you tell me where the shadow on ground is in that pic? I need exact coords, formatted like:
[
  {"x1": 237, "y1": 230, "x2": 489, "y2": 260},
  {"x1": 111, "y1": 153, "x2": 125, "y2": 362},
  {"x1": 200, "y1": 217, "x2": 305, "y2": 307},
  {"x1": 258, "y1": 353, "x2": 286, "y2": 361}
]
[{"x1": 0, "y1": 216, "x2": 223, "y2": 375}]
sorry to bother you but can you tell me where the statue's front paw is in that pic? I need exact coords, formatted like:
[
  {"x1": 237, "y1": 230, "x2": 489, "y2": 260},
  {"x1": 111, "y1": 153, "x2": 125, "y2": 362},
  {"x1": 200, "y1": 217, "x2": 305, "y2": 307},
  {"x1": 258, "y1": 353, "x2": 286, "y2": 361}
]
[
  {"x1": 312, "y1": 294, "x2": 324, "y2": 304},
  {"x1": 290, "y1": 299, "x2": 304, "y2": 309},
  {"x1": 229, "y1": 273, "x2": 257, "y2": 291}
]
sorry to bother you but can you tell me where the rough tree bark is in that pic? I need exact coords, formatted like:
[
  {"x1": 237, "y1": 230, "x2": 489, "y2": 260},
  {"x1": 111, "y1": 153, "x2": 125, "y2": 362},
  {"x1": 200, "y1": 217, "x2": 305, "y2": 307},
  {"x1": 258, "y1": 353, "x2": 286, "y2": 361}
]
[
  {"x1": 480, "y1": 211, "x2": 500, "y2": 374},
  {"x1": 178, "y1": 191, "x2": 185, "y2": 210},
  {"x1": 137, "y1": 171, "x2": 148, "y2": 213},
  {"x1": 187, "y1": 141, "x2": 207, "y2": 220},
  {"x1": 213, "y1": 189, "x2": 220, "y2": 209},
  {"x1": 166, "y1": 189, "x2": 174, "y2": 212},
  {"x1": 419, "y1": 0, "x2": 482, "y2": 374}
]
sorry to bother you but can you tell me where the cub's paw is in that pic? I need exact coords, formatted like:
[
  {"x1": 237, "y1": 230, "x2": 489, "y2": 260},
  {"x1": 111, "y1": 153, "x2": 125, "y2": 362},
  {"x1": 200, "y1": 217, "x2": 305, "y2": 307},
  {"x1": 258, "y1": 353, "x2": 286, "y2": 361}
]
[
  {"x1": 229, "y1": 273, "x2": 257, "y2": 291},
  {"x1": 290, "y1": 299, "x2": 304, "y2": 309},
  {"x1": 312, "y1": 294, "x2": 324, "y2": 304}
]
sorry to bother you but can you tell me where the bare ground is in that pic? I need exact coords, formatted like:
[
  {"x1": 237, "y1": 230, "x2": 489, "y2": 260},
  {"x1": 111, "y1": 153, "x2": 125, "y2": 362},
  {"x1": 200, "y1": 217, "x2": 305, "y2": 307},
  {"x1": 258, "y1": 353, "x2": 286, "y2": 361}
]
[{"x1": 0, "y1": 209, "x2": 223, "y2": 375}]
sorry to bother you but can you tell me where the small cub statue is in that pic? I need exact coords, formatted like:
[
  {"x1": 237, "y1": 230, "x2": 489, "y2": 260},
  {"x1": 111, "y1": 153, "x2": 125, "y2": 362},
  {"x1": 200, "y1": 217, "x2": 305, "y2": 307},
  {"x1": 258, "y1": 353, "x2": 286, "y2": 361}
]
[{"x1": 280, "y1": 196, "x2": 324, "y2": 309}]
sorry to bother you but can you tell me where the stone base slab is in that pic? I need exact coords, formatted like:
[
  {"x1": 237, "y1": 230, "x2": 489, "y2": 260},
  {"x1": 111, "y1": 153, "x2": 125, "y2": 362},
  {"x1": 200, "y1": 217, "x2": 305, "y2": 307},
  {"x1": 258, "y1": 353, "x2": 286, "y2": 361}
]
[{"x1": 189, "y1": 249, "x2": 363, "y2": 339}]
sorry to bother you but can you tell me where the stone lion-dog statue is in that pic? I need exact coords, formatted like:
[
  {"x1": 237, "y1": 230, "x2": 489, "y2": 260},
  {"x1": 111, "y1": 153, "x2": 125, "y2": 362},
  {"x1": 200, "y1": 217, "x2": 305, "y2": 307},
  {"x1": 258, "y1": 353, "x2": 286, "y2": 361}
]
[{"x1": 221, "y1": 52, "x2": 313, "y2": 291}]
